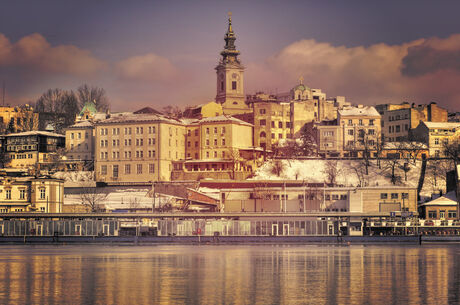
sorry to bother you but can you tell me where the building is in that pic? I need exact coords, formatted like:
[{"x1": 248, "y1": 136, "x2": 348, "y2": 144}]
[
  {"x1": 0, "y1": 105, "x2": 38, "y2": 134},
  {"x1": 172, "y1": 115, "x2": 262, "y2": 180},
  {"x1": 215, "y1": 13, "x2": 250, "y2": 115},
  {"x1": 317, "y1": 106, "x2": 381, "y2": 158},
  {"x1": 377, "y1": 102, "x2": 447, "y2": 142},
  {"x1": 3, "y1": 131, "x2": 65, "y2": 170},
  {"x1": 419, "y1": 191, "x2": 458, "y2": 220},
  {"x1": 199, "y1": 180, "x2": 417, "y2": 214},
  {"x1": 183, "y1": 101, "x2": 223, "y2": 119},
  {"x1": 411, "y1": 121, "x2": 460, "y2": 157},
  {"x1": 64, "y1": 121, "x2": 95, "y2": 169},
  {"x1": 94, "y1": 112, "x2": 186, "y2": 183},
  {"x1": 0, "y1": 175, "x2": 64, "y2": 213}
]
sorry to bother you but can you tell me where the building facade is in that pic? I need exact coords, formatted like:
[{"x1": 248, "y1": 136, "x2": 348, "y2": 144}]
[
  {"x1": 0, "y1": 105, "x2": 38, "y2": 134},
  {"x1": 0, "y1": 176, "x2": 64, "y2": 213},
  {"x1": 411, "y1": 121, "x2": 460, "y2": 157},
  {"x1": 94, "y1": 112, "x2": 186, "y2": 183},
  {"x1": 65, "y1": 121, "x2": 95, "y2": 162}
]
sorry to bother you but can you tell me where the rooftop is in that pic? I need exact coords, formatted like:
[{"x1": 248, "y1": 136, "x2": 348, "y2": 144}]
[
  {"x1": 419, "y1": 191, "x2": 458, "y2": 206},
  {"x1": 5, "y1": 131, "x2": 64, "y2": 138},
  {"x1": 422, "y1": 121, "x2": 460, "y2": 129},
  {"x1": 339, "y1": 106, "x2": 380, "y2": 117}
]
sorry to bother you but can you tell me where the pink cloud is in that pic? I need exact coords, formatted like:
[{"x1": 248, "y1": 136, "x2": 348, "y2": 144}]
[
  {"x1": 0, "y1": 33, "x2": 106, "y2": 76},
  {"x1": 115, "y1": 53, "x2": 178, "y2": 82}
]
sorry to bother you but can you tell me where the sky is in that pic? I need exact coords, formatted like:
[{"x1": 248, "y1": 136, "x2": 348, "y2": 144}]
[{"x1": 1, "y1": 0, "x2": 460, "y2": 112}]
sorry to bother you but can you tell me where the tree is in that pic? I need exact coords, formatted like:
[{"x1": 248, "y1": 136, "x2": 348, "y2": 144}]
[
  {"x1": 76, "y1": 84, "x2": 110, "y2": 112},
  {"x1": 298, "y1": 123, "x2": 317, "y2": 156},
  {"x1": 273, "y1": 139, "x2": 303, "y2": 158},
  {"x1": 271, "y1": 160, "x2": 285, "y2": 177},
  {"x1": 162, "y1": 105, "x2": 183, "y2": 118},
  {"x1": 323, "y1": 160, "x2": 341, "y2": 185},
  {"x1": 36, "y1": 89, "x2": 80, "y2": 133},
  {"x1": 442, "y1": 139, "x2": 460, "y2": 166},
  {"x1": 382, "y1": 156, "x2": 402, "y2": 185},
  {"x1": 79, "y1": 182, "x2": 108, "y2": 212}
]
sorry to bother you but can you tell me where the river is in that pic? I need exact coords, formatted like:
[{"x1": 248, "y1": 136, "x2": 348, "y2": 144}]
[{"x1": 0, "y1": 244, "x2": 458, "y2": 304}]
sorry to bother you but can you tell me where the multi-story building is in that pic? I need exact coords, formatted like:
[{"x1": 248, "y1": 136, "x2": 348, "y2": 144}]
[
  {"x1": 215, "y1": 14, "x2": 251, "y2": 115},
  {"x1": 3, "y1": 131, "x2": 65, "y2": 169},
  {"x1": 183, "y1": 101, "x2": 223, "y2": 119},
  {"x1": 0, "y1": 175, "x2": 64, "y2": 213},
  {"x1": 172, "y1": 115, "x2": 261, "y2": 180},
  {"x1": 317, "y1": 106, "x2": 381, "y2": 158},
  {"x1": 376, "y1": 102, "x2": 447, "y2": 142},
  {"x1": 94, "y1": 112, "x2": 186, "y2": 183},
  {"x1": 0, "y1": 105, "x2": 38, "y2": 134},
  {"x1": 411, "y1": 121, "x2": 460, "y2": 157}
]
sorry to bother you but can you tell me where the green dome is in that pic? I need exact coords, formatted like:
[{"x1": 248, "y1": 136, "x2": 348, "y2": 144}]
[{"x1": 294, "y1": 84, "x2": 309, "y2": 91}]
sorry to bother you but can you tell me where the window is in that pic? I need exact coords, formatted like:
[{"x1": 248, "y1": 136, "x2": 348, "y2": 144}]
[
  {"x1": 259, "y1": 109, "x2": 266, "y2": 114},
  {"x1": 348, "y1": 130, "x2": 354, "y2": 136},
  {"x1": 279, "y1": 133, "x2": 283, "y2": 139},
  {"x1": 340, "y1": 194, "x2": 347, "y2": 200},
  {"x1": 206, "y1": 128, "x2": 210, "y2": 134},
  {"x1": 323, "y1": 131, "x2": 334, "y2": 137},
  {"x1": 222, "y1": 138, "x2": 226, "y2": 145},
  {"x1": 222, "y1": 127, "x2": 226, "y2": 134},
  {"x1": 195, "y1": 141, "x2": 198, "y2": 148},
  {"x1": 286, "y1": 122, "x2": 291, "y2": 128},
  {"x1": 40, "y1": 188, "x2": 46, "y2": 199},
  {"x1": 428, "y1": 211, "x2": 437, "y2": 219},
  {"x1": 187, "y1": 141, "x2": 191, "y2": 147},
  {"x1": 448, "y1": 210, "x2": 457, "y2": 218},
  {"x1": 325, "y1": 194, "x2": 330, "y2": 200},
  {"x1": 396, "y1": 125, "x2": 400, "y2": 132},
  {"x1": 402, "y1": 193, "x2": 409, "y2": 199},
  {"x1": 232, "y1": 81, "x2": 237, "y2": 90},
  {"x1": 101, "y1": 165, "x2": 107, "y2": 175},
  {"x1": 278, "y1": 122, "x2": 283, "y2": 128},
  {"x1": 71, "y1": 133, "x2": 74, "y2": 139},
  {"x1": 434, "y1": 138, "x2": 439, "y2": 145},
  {"x1": 391, "y1": 193, "x2": 398, "y2": 199},
  {"x1": 368, "y1": 129, "x2": 375, "y2": 135},
  {"x1": 206, "y1": 152, "x2": 209, "y2": 158},
  {"x1": 359, "y1": 119, "x2": 363, "y2": 126},
  {"x1": 332, "y1": 194, "x2": 339, "y2": 200},
  {"x1": 206, "y1": 139, "x2": 210, "y2": 146},
  {"x1": 214, "y1": 151, "x2": 217, "y2": 157},
  {"x1": 137, "y1": 164, "x2": 143, "y2": 174},
  {"x1": 214, "y1": 139, "x2": 218, "y2": 145},
  {"x1": 113, "y1": 165, "x2": 119, "y2": 178},
  {"x1": 271, "y1": 121, "x2": 275, "y2": 128},
  {"x1": 149, "y1": 164, "x2": 155, "y2": 174},
  {"x1": 348, "y1": 119, "x2": 352, "y2": 125},
  {"x1": 260, "y1": 119, "x2": 266, "y2": 126},
  {"x1": 125, "y1": 164, "x2": 131, "y2": 174},
  {"x1": 214, "y1": 127, "x2": 218, "y2": 134},
  {"x1": 380, "y1": 193, "x2": 388, "y2": 199},
  {"x1": 260, "y1": 131, "x2": 266, "y2": 138},
  {"x1": 195, "y1": 129, "x2": 199, "y2": 136},
  {"x1": 5, "y1": 189, "x2": 11, "y2": 200},
  {"x1": 369, "y1": 119, "x2": 374, "y2": 126}
]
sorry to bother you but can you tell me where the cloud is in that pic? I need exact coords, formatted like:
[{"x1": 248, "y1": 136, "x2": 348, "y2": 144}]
[
  {"x1": 251, "y1": 34, "x2": 460, "y2": 111},
  {"x1": 0, "y1": 33, "x2": 106, "y2": 76},
  {"x1": 115, "y1": 53, "x2": 178, "y2": 82}
]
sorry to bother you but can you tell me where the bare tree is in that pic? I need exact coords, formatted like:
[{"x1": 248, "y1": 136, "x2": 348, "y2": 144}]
[
  {"x1": 36, "y1": 89, "x2": 79, "y2": 132},
  {"x1": 79, "y1": 183, "x2": 108, "y2": 212},
  {"x1": 382, "y1": 156, "x2": 402, "y2": 185},
  {"x1": 442, "y1": 139, "x2": 460, "y2": 166},
  {"x1": 228, "y1": 149, "x2": 241, "y2": 179},
  {"x1": 299, "y1": 123, "x2": 317, "y2": 156},
  {"x1": 323, "y1": 159, "x2": 341, "y2": 185},
  {"x1": 76, "y1": 84, "x2": 110, "y2": 112},
  {"x1": 271, "y1": 160, "x2": 285, "y2": 177}
]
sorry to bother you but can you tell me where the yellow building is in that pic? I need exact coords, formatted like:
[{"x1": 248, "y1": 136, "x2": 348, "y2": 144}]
[
  {"x1": 252, "y1": 101, "x2": 291, "y2": 151},
  {"x1": 318, "y1": 105, "x2": 381, "y2": 158},
  {"x1": 94, "y1": 112, "x2": 186, "y2": 183},
  {"x1": 0, "y1": 105, "x2": 38, "y2": 134},
  {"x1": 173, "y1": 115, "x2": 261, "y2": 180},
  {"x1": 411, "y1": 121, "x2": 460, "y2": 157},
  {"x1": 0, "y1": 175, "x2": 64, "y2": 213},
  {"x1": 183, "y1": 101, "x2": 223, "y2": 119},
  {"x1": 65, "y1": 121, "x2": 95, "y2": 162}
]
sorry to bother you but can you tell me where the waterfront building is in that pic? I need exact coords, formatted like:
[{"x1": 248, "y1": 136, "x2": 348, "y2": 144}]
[
  {"x1": 0, "y1": 175, "x2": 64, "y2": 213},
  {"x1": 215, "y1": 13, "x2": 250, "y2": 115},
  {"x1": 94, "y1": 112, "x2": 185, "y2": 183},
  {"x1": 183, "y1": 101, "x2": 223, "y2": 119},
  {"x1": 376, "y1": 102, "x2": 447, "y2": 142},
  {"x1": 411, "y1": 121, "x2": 460, "y2": 157},
  {"x1": 3, "y1": 131, "x2": 65, "y2": 170},
  {"x1": 419, "y1": 191, "x2": 458, "y2": 220},
  {"x1": 65, "y1": 121, "x2": 95, "y2": 164},
  {"x1": 317, "y1": 105, "x2": 381, "y2": 158}
]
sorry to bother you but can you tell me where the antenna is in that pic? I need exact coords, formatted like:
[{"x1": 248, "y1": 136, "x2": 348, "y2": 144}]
[{"x1": 2, "y1": 81, "x2": 4, "y2": 106}]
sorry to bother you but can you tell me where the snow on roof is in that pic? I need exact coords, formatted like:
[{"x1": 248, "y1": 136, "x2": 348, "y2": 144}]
[
  {"x1": 383, "y1": 142, "x2": 427, "y2": 150},
  {"x1": 96, "y1": 112, "x2": 182, "y2": 125},
  {"x1": 419, "y1": 191, "x2": 458, "y2": 206},
  {"x1": 422, "y1": 121, "x2": 460, "y2": 129},
  {"x1": 68, "y1": 121, "x2": 94, "y2": 128},
  {"x1": 339, "y1": 106, "x2": 380, "y2": 117},
  {"x1": 197, "y1": 115, "x2": 253, "y2": 126},
  {"x1": 6, "y1": 130, "x2": 64, "y2": 137}
]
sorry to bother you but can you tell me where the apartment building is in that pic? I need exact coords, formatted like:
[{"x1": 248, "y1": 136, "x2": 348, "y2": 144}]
[
  {"x1": 65, "y1": 121, "x2": 95, "y2": 162},
  {"x1": 0, "y1": 175, "x2": 64, "y2": 213},
  {"x1": 94, "y1": 112, "x2": 185, "y2": 183},
  {"x1": 3, "y1": 131, "x2": 65, "y2": 169},
  {"x1": 172, "y1": 115, "x2": 261, "y2": 180},
  {"x1": 0, "y1": 105, "x2": 38, "y2": 134},
  {"x1": 377, "y1": 102, "x2": 447, "y2": 142},
  {"x1": 317, "y1": 106, "x2": 381, "y2": 158},
  {"x1": 411, "y1": 121, "x2": 460, "y2": 157}
]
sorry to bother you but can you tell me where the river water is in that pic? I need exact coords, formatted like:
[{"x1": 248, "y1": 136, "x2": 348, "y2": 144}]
[{"x1": 0, "y1": 244, "x2": 458, "y2": 304}]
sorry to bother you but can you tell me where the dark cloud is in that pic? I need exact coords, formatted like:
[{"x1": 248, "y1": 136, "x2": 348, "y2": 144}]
[{"x1": 401, "y1": 45, "x2": 460, "y2": 77}]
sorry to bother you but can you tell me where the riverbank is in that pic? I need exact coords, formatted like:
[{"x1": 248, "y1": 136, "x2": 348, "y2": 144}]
[{"x1": 1, "y1": 235, "x2": 460, "y2": 244}]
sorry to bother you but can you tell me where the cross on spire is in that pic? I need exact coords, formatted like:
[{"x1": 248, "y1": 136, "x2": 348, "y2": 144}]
[{"x1": 299, "y1": 76, "x2": 304, "y2": 85}]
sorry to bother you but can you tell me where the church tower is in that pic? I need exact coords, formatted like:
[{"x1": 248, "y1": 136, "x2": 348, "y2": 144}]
[{"x1": 215, "y1": 13, "x2": 249, "y2": 115}]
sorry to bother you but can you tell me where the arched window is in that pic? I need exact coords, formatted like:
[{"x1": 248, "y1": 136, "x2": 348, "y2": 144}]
[{"x1": 260, "y1": 131, "x2": 266, "y2": 138}]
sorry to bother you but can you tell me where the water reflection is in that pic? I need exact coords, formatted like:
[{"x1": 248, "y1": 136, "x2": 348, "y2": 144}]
[{"x1": 0, "y1": 244, "x2": 458, "y2": 304}]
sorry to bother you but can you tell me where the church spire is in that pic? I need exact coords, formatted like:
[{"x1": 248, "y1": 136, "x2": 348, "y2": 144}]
[{"x1": 220, "y1": 12, "x2": 240, "y2": 63}]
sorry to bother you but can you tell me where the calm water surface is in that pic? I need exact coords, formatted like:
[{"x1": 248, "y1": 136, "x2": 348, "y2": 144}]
[{"x1": 0, "y1": 244, "x2": 458, "y2": 304}]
